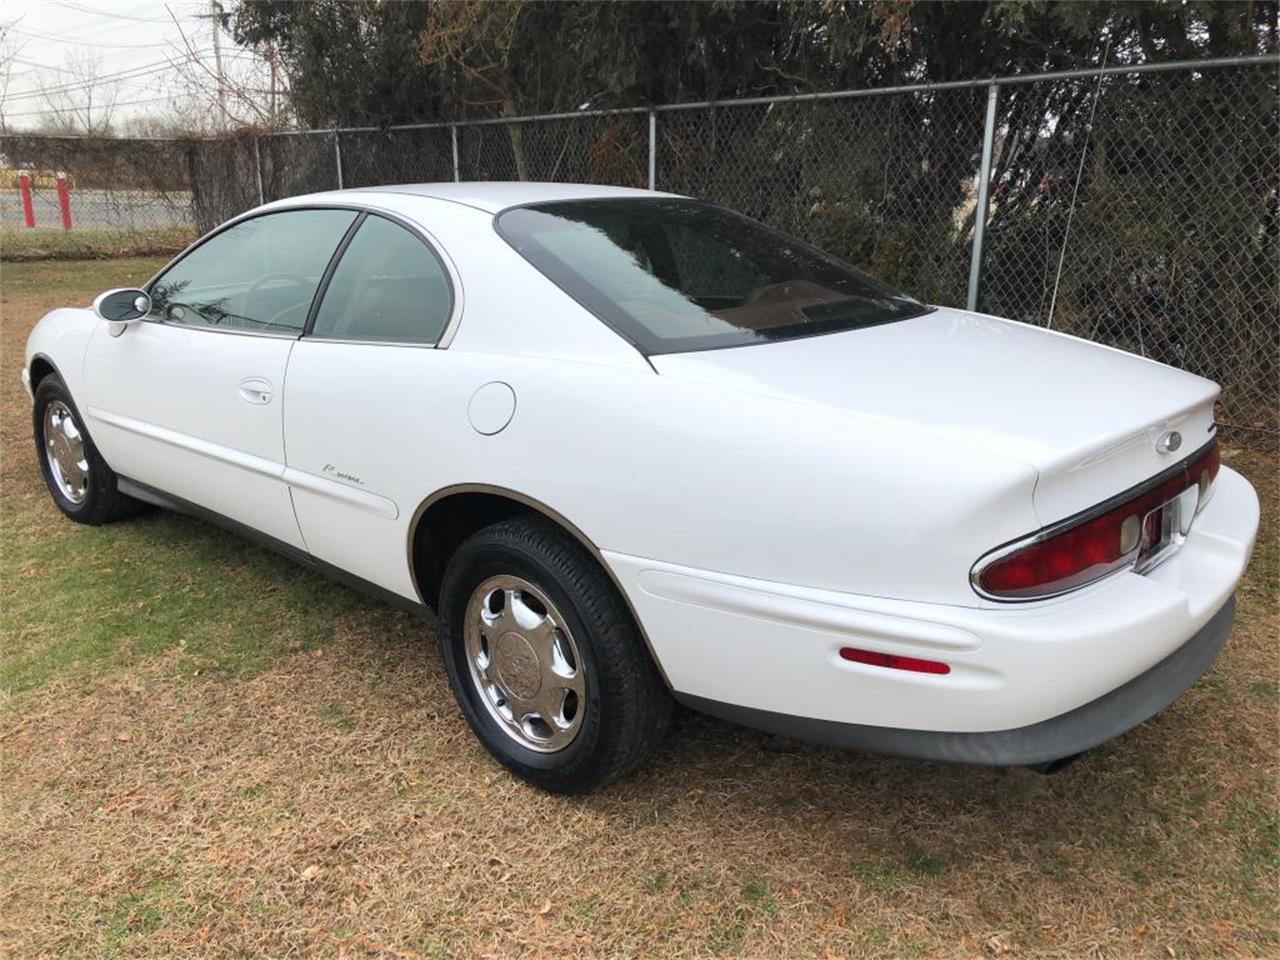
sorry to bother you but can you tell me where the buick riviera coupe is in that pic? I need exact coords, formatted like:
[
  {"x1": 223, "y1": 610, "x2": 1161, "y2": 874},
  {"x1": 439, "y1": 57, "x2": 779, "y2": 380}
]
[{"x1": 24, "y1": 183, "x2": 1259, "y2": 793}]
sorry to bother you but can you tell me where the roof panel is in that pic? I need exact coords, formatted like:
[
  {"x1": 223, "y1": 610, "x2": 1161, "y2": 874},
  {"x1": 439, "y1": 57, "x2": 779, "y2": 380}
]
[{"x1": 333, "y1": 181, "x2": 680, "y2": 212}]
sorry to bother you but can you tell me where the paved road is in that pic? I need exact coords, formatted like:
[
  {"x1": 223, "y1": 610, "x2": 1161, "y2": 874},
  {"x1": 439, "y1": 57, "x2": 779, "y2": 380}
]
[{"x1": 1, "y1": 187, "x2": 193, "y2": 231}]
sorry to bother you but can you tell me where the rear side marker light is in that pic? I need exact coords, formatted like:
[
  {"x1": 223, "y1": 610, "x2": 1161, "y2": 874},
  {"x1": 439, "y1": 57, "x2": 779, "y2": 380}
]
[
  {"x1": 839, "y1": 647, "x2": 951, "y2": 675},
  {"x1": 974, "y1": 439, "x2": 1220, "y2": 601}
]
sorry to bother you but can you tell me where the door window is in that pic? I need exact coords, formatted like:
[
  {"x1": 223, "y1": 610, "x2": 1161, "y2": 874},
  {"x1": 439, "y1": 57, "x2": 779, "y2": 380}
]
[
  {"x1": 310, "y1": 214, "x2": 453, "y2": 344},
  {"x1": 148, "y1": 209, "x2": 357, "y2": 334}
]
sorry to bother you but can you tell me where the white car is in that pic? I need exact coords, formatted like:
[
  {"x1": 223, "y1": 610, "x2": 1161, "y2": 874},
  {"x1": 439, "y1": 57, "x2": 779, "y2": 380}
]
[{"x1": 24, "y1": 183, "x2": 1260, "y2": 793}]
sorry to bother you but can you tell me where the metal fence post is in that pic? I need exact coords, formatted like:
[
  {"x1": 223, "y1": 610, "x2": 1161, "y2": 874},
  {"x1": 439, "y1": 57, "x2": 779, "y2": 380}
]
[
  {"x1": 966, "y1": 82, "x2": 1000, "y2": 312},
  {"x1": 647, "y1": 110, "x2": 656, "y2": 190},
  {"x1": 253, "y1": 136, "x2": 265, "y2": 205},
  {"x1": 333, "y1": 130, "x2": 344, "y2": 189},
  {"x1": 451, "y1": 124, "x2": 460, "y2": 182}
]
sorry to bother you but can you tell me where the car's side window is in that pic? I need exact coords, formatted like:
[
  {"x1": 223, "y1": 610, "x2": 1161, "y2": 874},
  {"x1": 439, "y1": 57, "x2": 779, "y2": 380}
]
[
  {"x1": 148, "y1": 209, "x2": 357, "y2": 334},
  {"x1": 310, "y1": 214, "x2": 453, "y2": 344}
]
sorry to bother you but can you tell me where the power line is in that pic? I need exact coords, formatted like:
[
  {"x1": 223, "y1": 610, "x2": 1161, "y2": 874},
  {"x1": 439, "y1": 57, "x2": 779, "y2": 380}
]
[
  {"x1": 6, "y1": 25, "x2": 171, "y2": 49},
  {"x1": 11, "y1": 56, "x2": 78, "y2": 75},
  {"x1": 6, "y1": 47, "x2": 264, "y2": 97},
  {"x1": 3, "y1": 57, "x2": 198, "y2": 102},
  {"x1": 37, "y1": 8, "x2": 180, "y2": 44},
  {"x1": 51, "y1": 1, "x2": 177, "y2": 24},
  {"x1": 1, "y1": 47, "x2": 256, "y2": 103},
  {"x1": 3, "y1": 93, "x2": 175, "y2": 119},
  {"x1": 118, "y1": 0, "x2": 188, "y2": 19},
  {"x1": 6, "y1": 2, "x2": 190, "y2": 47}
]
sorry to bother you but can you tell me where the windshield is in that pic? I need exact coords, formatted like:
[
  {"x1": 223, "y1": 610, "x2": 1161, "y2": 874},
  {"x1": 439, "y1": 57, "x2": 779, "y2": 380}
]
[{"x1": 495, "y1": 197, "x2": 932, "y2": 354}]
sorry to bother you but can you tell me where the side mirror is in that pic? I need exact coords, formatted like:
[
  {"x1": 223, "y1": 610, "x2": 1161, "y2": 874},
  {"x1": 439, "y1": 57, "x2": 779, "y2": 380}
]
[{"x1": 92, "y1": 288, "x2": 151, "y2": 337}]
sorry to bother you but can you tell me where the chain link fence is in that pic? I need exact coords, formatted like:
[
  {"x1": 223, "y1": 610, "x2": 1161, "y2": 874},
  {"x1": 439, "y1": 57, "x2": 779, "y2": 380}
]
[
  {"x1": 979, "y1": 64, "x2": 1277, "y2": 438},
  {"x1": 658, "y1": 87, "x2": 992, "y2": 308},
  {"x1": 0, "y1": 134, "x2": 195, "y2": 256},
  {"x1": 3, "y1": 56, "x2": 1276, "y2": 441}
]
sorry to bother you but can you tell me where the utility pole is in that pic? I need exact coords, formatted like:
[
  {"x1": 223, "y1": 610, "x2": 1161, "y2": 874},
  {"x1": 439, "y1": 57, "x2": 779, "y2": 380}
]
[
  {"x1": 268, "y1": 42, "x2": 277, "y2": 124},
  {"x1": 209, "y1": 0, "x2": 227, "y2": 125}
]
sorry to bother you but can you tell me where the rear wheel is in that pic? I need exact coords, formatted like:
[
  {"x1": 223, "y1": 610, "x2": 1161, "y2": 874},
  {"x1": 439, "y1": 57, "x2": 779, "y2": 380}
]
[
  {"x1": 438, "y1": 514, "x2": 671, "y2": 794},
  {"x1": 32, "y1": 374, "x2": 141, "y2": 525}
]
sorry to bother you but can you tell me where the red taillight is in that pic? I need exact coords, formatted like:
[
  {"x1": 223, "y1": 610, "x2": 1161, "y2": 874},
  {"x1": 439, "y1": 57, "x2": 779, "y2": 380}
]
[
  {"x1": 839, "y1": 647, "x2": 951, "y2": 675},
  {"x1": 1188, "y1": 441, "x2": 1220, "y2": 495},
  {"x1": 975, "y1": 440, "x2": 1220, "y2": 601}
]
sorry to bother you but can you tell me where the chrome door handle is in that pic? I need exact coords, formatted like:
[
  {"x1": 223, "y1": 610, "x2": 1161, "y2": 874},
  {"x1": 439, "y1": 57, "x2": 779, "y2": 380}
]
[{"x1": 239, "y1": 377, "x2": 273, "y2": 405}]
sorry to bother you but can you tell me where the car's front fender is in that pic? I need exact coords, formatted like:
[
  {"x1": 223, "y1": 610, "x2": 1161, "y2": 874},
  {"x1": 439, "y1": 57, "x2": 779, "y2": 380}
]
[{"x1": 24, "y1": 307, "x2": 100, "y2": 401}]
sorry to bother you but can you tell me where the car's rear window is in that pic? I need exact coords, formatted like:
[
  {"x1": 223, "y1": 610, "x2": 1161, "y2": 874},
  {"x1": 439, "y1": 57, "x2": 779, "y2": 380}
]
[{"x1": 495, "y1": 197, "x2": 932, "y2": 354}]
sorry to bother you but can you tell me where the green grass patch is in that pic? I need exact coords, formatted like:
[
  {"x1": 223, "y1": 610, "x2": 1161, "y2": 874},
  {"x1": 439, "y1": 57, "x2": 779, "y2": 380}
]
[
  {"x1": 852, "y1": 860, "x2": 903, "y2": 890},
  {"x1": 102, "y1": 878, "x2": 190, "y2": 958},
  {"x1": 738, "y1": 877, "x2": 778, "y2": 917},
  {"x1": 316, "y1": 701, "x2": 357, "y2": 732},
  {"x1": 904, "y1": 843, "x2": 945, "y2": 877},
  {"x1": 641, "y1": 870, "x2": 670, "y2": 894},
  {"x1": 0, "y1": 508, "x2": 375, "y2": 697},
  {"x1": 1, "y1": 227, "x2": 194, "y2": 263},
  {"x1": 1245, "y1": 680, "x2": 1279, "y2": 700},
  {"x1": 0, "y1": 255, "x2": 171, "y2": 296}
]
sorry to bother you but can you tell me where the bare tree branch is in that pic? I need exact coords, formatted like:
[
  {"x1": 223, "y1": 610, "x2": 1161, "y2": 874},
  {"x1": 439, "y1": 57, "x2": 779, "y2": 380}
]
[{"x1": 37, "y1": 52, "x2": 119, "y2": 135}]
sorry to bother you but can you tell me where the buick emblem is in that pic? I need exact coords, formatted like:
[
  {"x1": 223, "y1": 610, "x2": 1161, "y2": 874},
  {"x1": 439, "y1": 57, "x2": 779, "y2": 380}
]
[{"x1": 1157, "y1": 430, "x2": 1183, "y2": 454}]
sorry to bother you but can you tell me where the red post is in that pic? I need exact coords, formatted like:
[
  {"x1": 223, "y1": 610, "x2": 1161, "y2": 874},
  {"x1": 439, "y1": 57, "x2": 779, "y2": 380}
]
[
  {"x1": 56, "y1": 171, "x2": 72, "y2": 231},
  {"x1": 18, "y1": 170, "x2": 35, "y2": 228}
]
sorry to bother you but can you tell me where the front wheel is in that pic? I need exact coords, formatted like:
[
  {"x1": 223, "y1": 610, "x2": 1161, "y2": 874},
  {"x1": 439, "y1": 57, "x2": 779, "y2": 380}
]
[
  {"x1": 438, "y1": 515, "x2": 671, "y2": 794},
  {"x1": 32, "y1": 373, "x2": 141, "y2": 525}
]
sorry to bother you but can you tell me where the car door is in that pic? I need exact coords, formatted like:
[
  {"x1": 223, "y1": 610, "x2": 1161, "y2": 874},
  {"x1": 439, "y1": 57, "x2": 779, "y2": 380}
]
[
  {"x1": 82, "y1": 207, "x2": 360, "y2": 550},
  {"x1": 282, "y1": 211, "x2": 459, "y2": 597}
]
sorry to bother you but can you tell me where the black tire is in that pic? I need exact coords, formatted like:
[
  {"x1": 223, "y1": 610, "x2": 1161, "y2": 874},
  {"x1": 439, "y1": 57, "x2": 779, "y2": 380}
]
[
  {"x1": 32, "y1": 373, "x2": 142, "y2": 525},
  {"x1": 438, "y1": 514, "x2": 671, "y2": 794}
]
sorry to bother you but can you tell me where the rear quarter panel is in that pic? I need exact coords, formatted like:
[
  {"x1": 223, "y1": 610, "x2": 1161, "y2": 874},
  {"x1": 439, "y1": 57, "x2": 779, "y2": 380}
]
[{"x1": 284, "y1": 343, "x2": 1040, "y2": 608}]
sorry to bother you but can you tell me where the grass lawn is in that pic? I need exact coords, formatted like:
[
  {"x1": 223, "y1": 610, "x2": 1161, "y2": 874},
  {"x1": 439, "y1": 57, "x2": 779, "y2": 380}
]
[
  {"x1": 0, "y1": 227, "x2": 195, "y2": 263},
  {"x1": 1, "y1": 257, "x2": 1277, "y2": 959}
]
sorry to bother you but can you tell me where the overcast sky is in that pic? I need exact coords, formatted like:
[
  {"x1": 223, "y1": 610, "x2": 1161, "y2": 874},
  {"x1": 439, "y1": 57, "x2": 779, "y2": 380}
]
[{"x1": 2, "y1": 0, "x2": 258, "y2": 130}]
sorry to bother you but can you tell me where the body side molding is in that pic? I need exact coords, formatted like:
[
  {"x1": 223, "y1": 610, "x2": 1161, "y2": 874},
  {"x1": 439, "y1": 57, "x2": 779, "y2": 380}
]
[
  {"x1": 87, "y1": 407, "x2": 282, "y2": 479},
  {"x1": 117, "y1": 476, "x2": 431, "y2": 619},
  {"x1": 282, "y1": 467, "x2": 399, "y2": 520},
  {"x1": 88, "y1": 407, "x2": 398, "y2": 520}
]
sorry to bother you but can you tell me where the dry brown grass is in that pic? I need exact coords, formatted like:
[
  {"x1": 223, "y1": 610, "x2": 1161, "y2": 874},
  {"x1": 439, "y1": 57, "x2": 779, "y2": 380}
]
[{"x1": 1, "y1": 259, "x2": 1277, "y2": 959}]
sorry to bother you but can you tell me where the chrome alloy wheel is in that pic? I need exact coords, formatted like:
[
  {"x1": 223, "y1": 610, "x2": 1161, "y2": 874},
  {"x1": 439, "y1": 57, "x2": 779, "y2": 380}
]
[
  {"x1": 43, "y1": 400, "x2": 89, "y2": 504},
  {"x1": 463, "y1": 575, "x2": 587, "y2": 752}
]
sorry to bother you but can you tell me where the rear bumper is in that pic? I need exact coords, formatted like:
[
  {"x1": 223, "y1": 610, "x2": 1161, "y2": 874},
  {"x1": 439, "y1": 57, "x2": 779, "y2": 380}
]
[
  {"x1": 604, "y1": 465, "x2": 1259, "y2": 754},
  {"x1": 676, "y1": 595, "x2": 1234, "y2": 765}
]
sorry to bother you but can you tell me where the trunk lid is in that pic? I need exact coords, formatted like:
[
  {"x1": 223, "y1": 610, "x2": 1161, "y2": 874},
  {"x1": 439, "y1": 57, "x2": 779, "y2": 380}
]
[{"x1": 650, "y1": 307, "x2": 1219, "y2": 525}]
